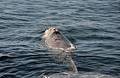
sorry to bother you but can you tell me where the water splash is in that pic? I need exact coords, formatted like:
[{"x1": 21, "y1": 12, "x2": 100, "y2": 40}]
[
  {"x1": 42, "y1": 72, "x2": 116, "y2": 78},
  {"x1": 41, "y1": 52, "x2": 117, "y2": 78}
]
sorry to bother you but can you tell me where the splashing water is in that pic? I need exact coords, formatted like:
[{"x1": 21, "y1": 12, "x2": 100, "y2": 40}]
[{"x1": 42, "y1": 72, "x2": 116, "y2": 78}]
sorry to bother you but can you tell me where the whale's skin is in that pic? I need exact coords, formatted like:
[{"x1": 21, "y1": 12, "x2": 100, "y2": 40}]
[{"x1": 42, "y1": 27, "x2": 75, "y2": 52}]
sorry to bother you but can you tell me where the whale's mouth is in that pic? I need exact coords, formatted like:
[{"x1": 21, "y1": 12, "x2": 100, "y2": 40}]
[
  {"x1": 54, "y1": 31, "x2": 60, "y2": 34},
  {"x1": 51, "y1": 28, "x2": 61, "y2": 34},
  {"x1": 52, "y1": 30, "x2": 61, "y2": 35}
]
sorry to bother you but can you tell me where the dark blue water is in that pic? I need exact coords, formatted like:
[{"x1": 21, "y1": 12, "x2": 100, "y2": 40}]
[{"x1": 0, "y1": 0, "x2": 120, "y2": 78}]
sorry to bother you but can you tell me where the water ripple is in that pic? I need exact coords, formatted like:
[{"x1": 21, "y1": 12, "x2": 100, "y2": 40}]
[{"x1": 0, "y1": 0, "x2": 120, "y2": 78}]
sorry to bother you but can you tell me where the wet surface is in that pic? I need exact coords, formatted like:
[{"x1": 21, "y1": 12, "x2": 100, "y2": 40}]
[{"x1": 0, "y1": 0, "x2": 120, "y2": 78}]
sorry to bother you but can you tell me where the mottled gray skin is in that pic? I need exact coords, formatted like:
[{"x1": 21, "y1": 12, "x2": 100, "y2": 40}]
[
  {"x1": 42, "y1": 27, "x2": 75, "y2": 52},
  {"x1": 46, "y1": 32, "x2": 71, "y2": 49}
]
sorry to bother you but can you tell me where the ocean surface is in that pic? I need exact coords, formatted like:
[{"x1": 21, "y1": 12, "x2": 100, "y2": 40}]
[{"x1": 0, "y1": 0, "x2": 120, "y2": 78}]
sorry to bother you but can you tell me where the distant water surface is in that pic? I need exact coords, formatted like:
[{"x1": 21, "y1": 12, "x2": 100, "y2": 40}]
[{"x1": 0, "y1": 0, "x2": 120, "y2": 78}]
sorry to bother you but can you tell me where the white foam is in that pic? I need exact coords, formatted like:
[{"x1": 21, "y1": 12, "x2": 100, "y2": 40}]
[{"x1": 42, "y1": 72, "x2": 116, "y2": 78}]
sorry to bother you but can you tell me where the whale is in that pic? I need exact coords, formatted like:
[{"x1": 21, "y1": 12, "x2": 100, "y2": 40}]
[{"x1": 42, "y1": 27, "x2": 75, "y2": 52}]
